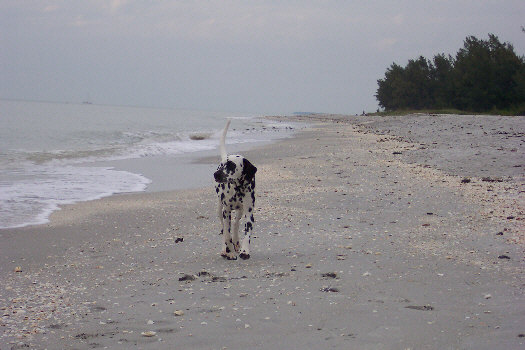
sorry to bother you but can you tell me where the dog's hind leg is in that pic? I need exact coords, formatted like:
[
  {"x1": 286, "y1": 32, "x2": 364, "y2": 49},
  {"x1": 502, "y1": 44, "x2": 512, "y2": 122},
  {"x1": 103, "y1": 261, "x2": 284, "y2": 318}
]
[
  {"x1": 220, "y1": 209, "x2": 237, "y2": 260},
  {"x1": 232, "y1": 209, "x2": 243, "y2": 252}
]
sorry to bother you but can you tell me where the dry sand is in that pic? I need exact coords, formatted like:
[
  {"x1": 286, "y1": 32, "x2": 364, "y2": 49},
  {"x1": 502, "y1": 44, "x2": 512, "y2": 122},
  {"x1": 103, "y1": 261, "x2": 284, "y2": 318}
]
[{"x1": 1, "y1": 114, "x2": 524, "y2": 349}]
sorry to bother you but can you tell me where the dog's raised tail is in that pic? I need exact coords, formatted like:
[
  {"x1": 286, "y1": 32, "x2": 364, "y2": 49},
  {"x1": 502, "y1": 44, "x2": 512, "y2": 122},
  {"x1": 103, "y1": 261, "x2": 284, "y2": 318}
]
[{"x1": 220, "y1": 119, "x2": 231, "y2": 162}]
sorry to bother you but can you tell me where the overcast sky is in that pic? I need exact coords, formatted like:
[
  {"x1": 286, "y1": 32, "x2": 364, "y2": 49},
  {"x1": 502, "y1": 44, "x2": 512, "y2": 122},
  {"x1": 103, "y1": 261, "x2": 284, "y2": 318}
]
[{"x1": 1, "y1": 1, "x2": 524, "y2": 115}]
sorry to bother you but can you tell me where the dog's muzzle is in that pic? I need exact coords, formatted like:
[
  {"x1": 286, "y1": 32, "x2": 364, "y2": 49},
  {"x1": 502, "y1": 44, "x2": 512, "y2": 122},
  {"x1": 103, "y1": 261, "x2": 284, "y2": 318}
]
[{"x1": 214, "y1": 170, "x2": 227, "y2": 183}]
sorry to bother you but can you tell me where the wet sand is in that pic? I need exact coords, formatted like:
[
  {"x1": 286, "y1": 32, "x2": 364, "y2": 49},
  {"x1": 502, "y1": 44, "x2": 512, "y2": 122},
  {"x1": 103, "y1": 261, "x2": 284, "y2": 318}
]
[{"x1": 1, "y1": 114, "x2": 524, "y2": 349}]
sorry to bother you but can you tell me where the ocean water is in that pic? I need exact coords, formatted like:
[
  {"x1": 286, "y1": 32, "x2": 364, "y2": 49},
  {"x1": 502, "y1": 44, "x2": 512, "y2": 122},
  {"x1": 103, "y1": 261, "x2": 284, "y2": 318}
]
[{"x1": 0, "y1": 100, "x2": 297, "y2": 229}]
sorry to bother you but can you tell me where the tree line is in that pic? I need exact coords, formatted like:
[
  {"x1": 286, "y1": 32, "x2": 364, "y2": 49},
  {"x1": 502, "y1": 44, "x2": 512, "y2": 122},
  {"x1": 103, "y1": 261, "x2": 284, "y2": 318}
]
[{"x1": 375, "y1": 34, "x2": 525, "y2": 115}]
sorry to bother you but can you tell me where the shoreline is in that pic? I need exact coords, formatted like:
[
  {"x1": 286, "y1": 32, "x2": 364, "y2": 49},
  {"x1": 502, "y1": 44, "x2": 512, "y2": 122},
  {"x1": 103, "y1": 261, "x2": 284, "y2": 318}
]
[
  {"x1": 0, "y1": 115, "x2": 304, "y2": 230},
  {"x1": 1, "y1": 114, "x2": 524, "y2": 349}
]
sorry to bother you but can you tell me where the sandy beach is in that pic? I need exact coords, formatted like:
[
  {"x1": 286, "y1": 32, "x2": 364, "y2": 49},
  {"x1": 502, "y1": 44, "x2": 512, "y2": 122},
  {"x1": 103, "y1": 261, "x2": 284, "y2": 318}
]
[{"x1": 1, "y1": 114, "x2": 524, "y2": 349}]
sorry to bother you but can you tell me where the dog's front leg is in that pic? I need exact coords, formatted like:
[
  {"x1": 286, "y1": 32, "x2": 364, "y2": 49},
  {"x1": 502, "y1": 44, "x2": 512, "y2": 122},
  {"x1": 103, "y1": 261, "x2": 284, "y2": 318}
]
[
  {"x1": 217, "y1": 201, "x2": 224, "y2": 235},
  {"x1": 239, "y1": 206, "x2": 254, "y2": 260},
  {"x1": 232, "y1": 210, "x2": 243, "y2": 252},
  {"x1": 220, "y1": 209, "x2": 237, "y2": 260}
]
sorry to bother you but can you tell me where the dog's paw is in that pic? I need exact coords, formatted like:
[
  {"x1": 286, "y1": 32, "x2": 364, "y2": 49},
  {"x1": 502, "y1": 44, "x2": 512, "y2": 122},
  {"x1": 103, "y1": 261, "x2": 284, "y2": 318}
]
[
  {"x1": 234, "y1": 241, "x2": 240, "y2": 253},
  {"x1": 239, "y1": 252, "x2": 250, "y2": 260},
  {"x1": 221, "y1": 252, "x2": 238, "y2": 260}
]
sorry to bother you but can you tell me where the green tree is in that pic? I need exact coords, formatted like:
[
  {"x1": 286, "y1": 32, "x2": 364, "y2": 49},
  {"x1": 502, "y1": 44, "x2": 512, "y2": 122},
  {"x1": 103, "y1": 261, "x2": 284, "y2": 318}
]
[
  {"x1": 375, "y1": 33, "x2": 525, "y2": 114},
  {"x1": 429, "y1": 54, "x2": 454, "y2": 108},
  {"x1": 452, "y1": 35, "x2": 492, "y2": 111},
  {"x1": 512, "y1": 63, "x2": 525, "y2": 113},
  {"x1": 403, "y1": 56, "x2": 433, "y2": 109},
  {"x1": 453, "y1": 34, "x2": 523, "y2": 111},
  {"x1": 375, "y1": 63, "x2": 405, "y2": 110},
  {"x1": 489, "y1": 35, "x2": 524, "y2": 108}
]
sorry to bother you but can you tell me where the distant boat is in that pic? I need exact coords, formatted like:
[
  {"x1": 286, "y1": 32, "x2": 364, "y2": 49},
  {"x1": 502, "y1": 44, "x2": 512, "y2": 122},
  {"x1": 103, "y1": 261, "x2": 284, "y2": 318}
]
[{"x1": 83, "y1": 94, "x2": 93, "y2": 104}]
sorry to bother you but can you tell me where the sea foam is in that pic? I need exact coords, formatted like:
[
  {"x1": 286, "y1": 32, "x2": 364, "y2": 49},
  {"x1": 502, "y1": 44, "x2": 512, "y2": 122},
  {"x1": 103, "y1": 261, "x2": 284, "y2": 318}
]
[
  {"x1": 0, "y1": 164, "x2": 151, "y2": 229},
  {"x1": 0, "y1": 100, "x2": 300, "y2": 229}
]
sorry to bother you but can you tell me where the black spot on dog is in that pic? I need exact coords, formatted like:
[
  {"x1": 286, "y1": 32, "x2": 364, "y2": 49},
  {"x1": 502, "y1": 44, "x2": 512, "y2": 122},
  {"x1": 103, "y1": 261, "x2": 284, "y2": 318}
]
[
  {"x1": 226, "y1": 160, "x2": 237, "y2": 174},
  {"x1": 242, "y1": 158, "x2": 257, "y2": 180}
]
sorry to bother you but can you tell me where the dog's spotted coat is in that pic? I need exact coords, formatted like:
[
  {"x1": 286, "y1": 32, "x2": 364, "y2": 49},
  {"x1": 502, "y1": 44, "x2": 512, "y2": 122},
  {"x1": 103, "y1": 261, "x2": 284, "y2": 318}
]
[{"x1": 214, "y1": 121, "x2": 257, "y2": 260}]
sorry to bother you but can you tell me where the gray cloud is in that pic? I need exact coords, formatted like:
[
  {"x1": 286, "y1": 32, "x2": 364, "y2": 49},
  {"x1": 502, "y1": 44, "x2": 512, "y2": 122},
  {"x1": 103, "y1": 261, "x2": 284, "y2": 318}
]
[{"x1": 1, "y1": 1, "x2": 524, "y2": 114}]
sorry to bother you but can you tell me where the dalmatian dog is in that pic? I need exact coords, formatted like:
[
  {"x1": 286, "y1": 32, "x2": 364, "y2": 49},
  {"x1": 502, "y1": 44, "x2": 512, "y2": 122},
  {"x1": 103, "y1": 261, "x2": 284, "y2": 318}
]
[{"x1": 213, "y1": 120, "x2": 257, "y2": 260}]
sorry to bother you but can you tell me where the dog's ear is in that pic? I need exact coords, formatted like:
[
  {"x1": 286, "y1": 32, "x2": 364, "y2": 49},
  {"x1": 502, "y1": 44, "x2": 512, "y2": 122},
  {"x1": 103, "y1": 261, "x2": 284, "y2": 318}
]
[{"x1": 242, "y1": 158, "x2": 257, "y2": 180}]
